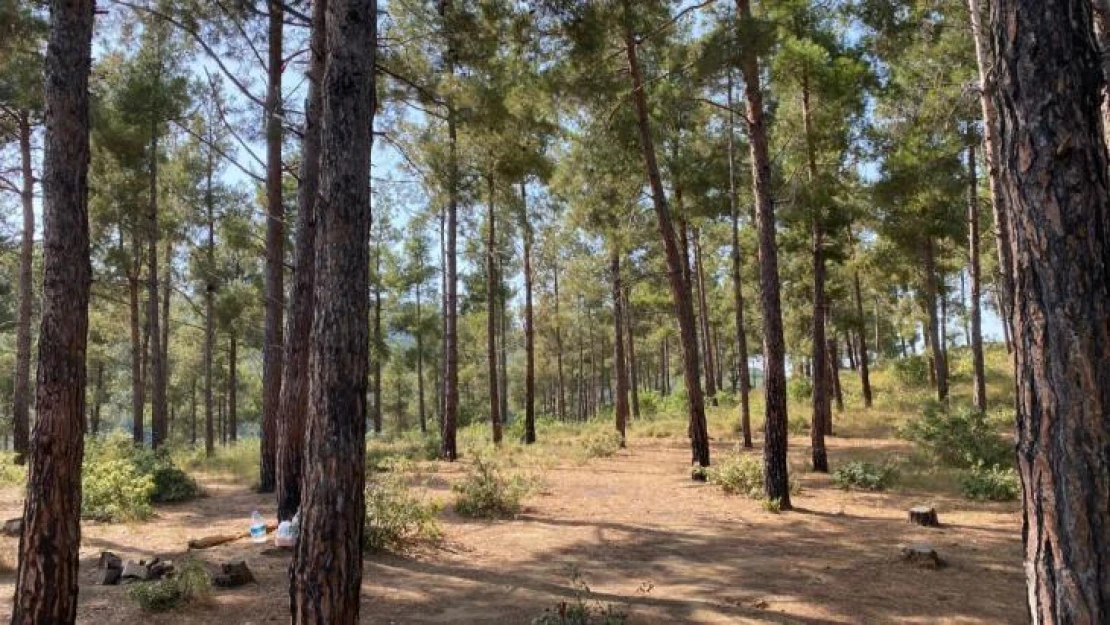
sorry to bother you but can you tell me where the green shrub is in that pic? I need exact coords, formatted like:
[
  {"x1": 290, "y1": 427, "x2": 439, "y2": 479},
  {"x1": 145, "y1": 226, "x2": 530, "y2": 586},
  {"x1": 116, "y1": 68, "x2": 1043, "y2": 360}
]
[
  {"x1": 787, "y1": 414, "x2": 810, "y2": 435},
  {"x1": 637, "y1": 391, "x2": 660, "y2": 418},
  {"x1": 832, "y1": 461, "x2": 897, "y2": 491},
  {"x1": 581, "y1": 430, "x2": 622, "y2": 459},
  {"x1": 82, "y1": 456, "x2": 154, "y2": 522},
  {"x1": 453, "y1": 454, "x2": 529, "y2": 519},
  {"x1": 961, "y1": 463, "x2": 1020, "y2": 501},
  {"x1": 901, "y1": 404, "x2": 1012, "y2": 468},
  {"x1": 707, "y1": 456, "x2": 764, "y2": 497},
  {"x1": 364, "y1": 473, "x2": 442, "y2": 552},
  {"x1": 787, "y1": 376, "x2": 813, "y2": 402},
  {"x1": 760, "y1": 498, "x2": 783, "y2": 514},
  {"x1": 0, "y1": 453, "x2": 26, "y2": 487},
  {"x1": 891, "y1": 355, "x2": 930, "y2": 387},
  {"x1": 128, "y1": 559, "x2": 210, "y2": 612}
]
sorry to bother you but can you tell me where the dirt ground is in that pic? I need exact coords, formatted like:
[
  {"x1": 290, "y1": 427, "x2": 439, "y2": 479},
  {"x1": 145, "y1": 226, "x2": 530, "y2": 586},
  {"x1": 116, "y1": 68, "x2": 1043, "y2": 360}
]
[{"x1": 0, "y1": 435, "x2": 1025, "y2": 624}]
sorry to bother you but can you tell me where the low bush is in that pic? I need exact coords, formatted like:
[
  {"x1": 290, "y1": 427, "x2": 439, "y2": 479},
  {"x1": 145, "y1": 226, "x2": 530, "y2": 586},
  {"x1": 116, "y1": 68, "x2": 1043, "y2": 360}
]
[
  {"x1": 832, "y1": 461, "x2": 897, "y2": 491},
  {"x1": 0, "y1": 453, "x2": 26, "y2": 487},
  {"x1": 581, "y1": 430, "x2": 623, "y2": 459},
  {"x1": 760, "y1": 498, "x2": 783, "y2": 514},
  {"x1": 901, "y1": 404, "x2": 1012, "y2": 469},
  {"x1": 364, "y1": 472, "x2": 442, "y2": 552},
  {"x1": 707, "y1": 456, "x2": 764, "y2": 497},
  {"x1": 128, "y1": 559, "x2": 210, "y2": 612},
  {"x1": 787, "y1": 377, "x2": 813, "y2": 402},
  {"x1": 891, "y1": 355, "x2": 930, "y2": 387},
  {"x1": 453, "y1": 454, "x2": 530, "y2": 519},
  {"x1": 83, "y1": 433, "x2": 201, "y2": 522},
  {"x1": 961, "y1": 463, "x2": 1020, "y2": 501},
  {"x1": 787, "y1": 414, "x2": 810, "y2": 435}
]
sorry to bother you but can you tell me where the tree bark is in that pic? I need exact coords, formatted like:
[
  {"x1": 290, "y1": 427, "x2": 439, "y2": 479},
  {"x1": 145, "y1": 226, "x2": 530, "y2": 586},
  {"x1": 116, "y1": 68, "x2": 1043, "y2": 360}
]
[
  {"x1": 990, "y1": 1, "x2": 1110, "y2": 620},
  {"x1": 966, "y1": 0, "x2": 1015, "y2": 351},
  {"x1": 147, "y1": 116, "x2": 167, "y2": 449},
  {"x1": 853, "y1": 268, "x2": 873, "y2": 408},
  {"x1": 12, "y1": 111, "x2": 34, "y2": 464},
  {"x1": 727, "y1": 71, "x2": 753, "y2": 448},
  {"x1": 624, "y1": 286, "x2": 640, "y2": 421},
  {"x1": 521, "y1": 183, "x2": 536, "y2": 443},
  {"x1": 259, "y1": 0, "x2": 285, "y2": 493},
  {"x1": 922, "y1": 239, "x2": 948, "y2": 401},
  {"x1": 440, "y1": 0, "x2": 459, "y2": 460},
  {"x1": 611, "y1": 249, "x2": 629, "y2": 446},
  {"x1": 372, "y1": 241, "x2": 383, "y2": 434},
  {"x1": 486, "y1": 176, "x2": 502, "y2": 445},
  {"x1": 1091, "y1": 0, "x2": 1110, "y2": 149},
  {"x1": 802, "y1": 68, "x2": 829, "y2": 472},
  {"x1": 289, "y1": 0, "x2": 375, "y2": 620},
  {"x1": 967, "y1": 141, "x2": 987, "y2": 413},
  {"x1": 829, "y1": 336, "x2": 843, "y2": 415},
  {"x1": 129, "y1": 224, "x2": 144, "y2": 445},
  {"x1": 554, "y1": 260, "x2": 566, "y2": 420},
  {"x1": 228, "y1": 330, "x2": 238, "y2": 441},
  {"x1": 737, "y1": 0, "x2": 790, "y2": 507},
  {"x1": 11, "y1": 2, "x2": 94, "y2": 621},
  {"x1": 204, "y1": 145, "x2": 216, "y2": 458},
  {"x1": 693, "y1": 227, "x2": 717, "y2": 406},
  {"x1": 623, "y1": 7, "x2": 709, "y2": 469},
  {"x1": 90, "y1": 361, "x2": 103, "y2": 436},
  {"x1": 276, "y1": 0, "x2": 324, "y2": 522}
]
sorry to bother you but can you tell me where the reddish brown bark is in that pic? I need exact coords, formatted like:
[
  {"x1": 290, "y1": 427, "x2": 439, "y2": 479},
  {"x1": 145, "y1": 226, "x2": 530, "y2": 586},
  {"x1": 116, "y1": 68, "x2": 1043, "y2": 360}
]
[
  {"x1": 11, "y1": 1, "x2": 95, "y2": 621},
  {"x1": 12, "y1": 111, "x2": 34, "y2": 464}
]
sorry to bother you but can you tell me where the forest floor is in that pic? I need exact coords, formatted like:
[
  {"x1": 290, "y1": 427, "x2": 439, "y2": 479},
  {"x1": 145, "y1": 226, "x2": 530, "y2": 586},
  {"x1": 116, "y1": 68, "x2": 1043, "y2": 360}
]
[{"x1": 0, "y1": 431, "x2": 1024, "y2": 624}]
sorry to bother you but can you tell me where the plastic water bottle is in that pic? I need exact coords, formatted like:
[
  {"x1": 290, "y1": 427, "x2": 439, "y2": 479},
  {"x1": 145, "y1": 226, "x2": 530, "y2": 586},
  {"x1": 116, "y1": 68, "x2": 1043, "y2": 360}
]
[{"x1": 249, "y1": 511, "x2": 267, "y2": 543}]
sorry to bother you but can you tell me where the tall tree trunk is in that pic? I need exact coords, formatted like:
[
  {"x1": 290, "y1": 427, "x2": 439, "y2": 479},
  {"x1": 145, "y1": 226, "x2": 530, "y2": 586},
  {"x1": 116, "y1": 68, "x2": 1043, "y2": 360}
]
[
  {"x1": 499, "y1": 266, "x2": 508, "y2": 424},
  {"x1": 554, "y1": 261, "x2": 565, "y2": 420},
  {"x1": 622, "y1": 9, "x2": 710, "y2": 470},
  {"x1": 11, "y1": 3, "x2": 94, "y2": 621},
  {"x1": 277, "y1": 0, "x2": 324, "y2": 522},
  {"x1": 923, "y1": 239, "x2": 949, "y2": 401},
  {"x1": 148, "y1": 118, "x2": 167, "y2": 449},
  {"x1": 226, "y1": 330, "x2": 236, "y2": 441},
  {"x1": 991, "y1": 1, "x2": 1110, "y2": 620},
  {"x1": 440, "y1": 0, "x2": 459, "y2": 459},
  {"x1": 416, "y1": 285, "x2": 426, "y2": 434},
  {"x1": 372, "y1": 243, "x2": 383, "y2": 434},
  {"x1": 289, "y1": 0, "x2": 375, "y2": 620},
  {"x1": 966, "y1": 0, "x2": 1015, "y2": 352},
  {"x1": 853, "y1": 269, "x2": 873, "y2": 408},
  {"x1": 129, "y1": 223, "x2": 144, "y2": 445},
  {"x1": 521, "y1": 183, "x2": 536, "y2": 443},
  {"x1": 967, "y1": 141, "x2": 987, "y2": 413},
  {"x1": 12, "y1": 112, "x2": 34, "y2": 464},
  {"x1": 624, "y1": 286, "x2": 640, "y2": 421},
  {"x1": 204, "y1": 150, "x2": 216, "y2": 458},
  {"x1": 611, "y1": 250, "x2": 629, "y2": 446},
  {"x1": 161, "y1": 238, "x2": 171, "y2": 389},
  {"x1": 486, "y1": 177, "x2": 502, "y2": 444},
  {"x1": 259, "y1": 0, "x2": 285, "y2": 493},
  {"x1": 802, "y1": 69, "x2": 829, "y2": 472},
  {"x1": 190, "y1": 376, "x2": 197, "y2": 445},
  {"x1": 737, "y1": 0, "x2": 790, "y2": 507},
  {"x1": 829, "y1": 335, "x2": 843, "y2": 415},
  {"x1": 727, "y1": 71, "x2": 753, "y2": 448},
  {"x1": 693, "y1": 227, "x2": 718, "y2": 405},
  {"x1": 845, "y1": 334, "x2": 857, "y2": 371}
]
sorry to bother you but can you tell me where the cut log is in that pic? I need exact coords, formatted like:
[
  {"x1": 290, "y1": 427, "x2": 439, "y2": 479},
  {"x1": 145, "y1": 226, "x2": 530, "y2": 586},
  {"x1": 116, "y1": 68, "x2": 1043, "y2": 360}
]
[
  {"x1": 909, "y1": 506, "x2": 939, "y2": 527},
  {"x1": 213, "y1": 560, "x2": 255, "y2": 588},
  {"x1": 188, "y1": 534, "x2": 240, "y2": 550},
  {"x1": 99, "y1": 567, "x2": 122, "y2": 586},
  {"x1": 97, "y1": 551, "x2": 122, "y2": 571},
  {"x1": 901, "y1": 544, "x2": 945, "y2": 569},
  {"x1": 120, "y1": 560, "x2": 151, "y2": 583}
]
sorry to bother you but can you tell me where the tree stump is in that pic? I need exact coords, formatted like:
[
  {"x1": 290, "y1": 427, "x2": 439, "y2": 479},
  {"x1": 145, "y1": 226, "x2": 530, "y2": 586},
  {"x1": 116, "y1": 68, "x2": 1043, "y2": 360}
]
[
  {"x1": 120, "y1": 561, "x2": 151, "y2": 583},
  {"x1": 213, "y1": 561, "x2": 255, "y2": 588},
  {"x1": 901, "y1": 544, "x2": 945, "y2": 569},
  {"x1": 909, "y1": 506, "x2": 939, "y2": 527},
  {"x1": 2, "y1": 517, "x2": 23, "y2": 537}
]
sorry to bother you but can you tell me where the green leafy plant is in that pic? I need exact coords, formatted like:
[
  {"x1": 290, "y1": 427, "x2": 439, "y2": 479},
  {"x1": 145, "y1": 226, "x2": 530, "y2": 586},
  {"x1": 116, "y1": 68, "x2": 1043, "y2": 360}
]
[
  {"x1": 787, "y1": 376, "x2": 813, "y2": 402},
  {"x1": 961, "y1": 463, "x2": 1020, "y2": 501},
  {"x1": 891, "y1": 355, "x2": 930, "y2": 387},
  {"x1": 0, "y1": 453, "x2": 26, "y2": 487},
  {"x1": 453, "y1": 453, "x2": 529, "y2": 519},
  {"x1": 581, "y1": 430, "x2": 623, "y2": 459},
  {"x1": 82, "y1": 455, "x2": 154, "y2": 522},
  {"x1": 707, "y1": 456, "x2": 765, "y2": 497},
  {"x1": 760, "y1": 498, "x2": 783, "y2": 514},
  {"x1": 901, "y1": 404, "x2": 1012, "y2": 468},
  {"x1": 364, "y1": 472, "x2": 442, "y2": 552},
  {"x1": 128, "y1": 559, "x2": 210, "y2": 612},
  {"x1": 832, "y1": 461, "x2": 897, "y2": 491}
]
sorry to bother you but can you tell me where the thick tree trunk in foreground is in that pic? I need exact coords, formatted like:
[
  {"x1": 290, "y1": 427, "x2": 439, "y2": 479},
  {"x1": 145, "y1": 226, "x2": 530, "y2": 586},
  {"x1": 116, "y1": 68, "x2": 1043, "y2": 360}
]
[
  {"x1": 276, "y1": 0, "x2": 324, "y2": 522},
  {"x1": 623, "y1": 15, "x2": 709, "y2": 469},
  {"x1": 967, "y1": 141, "x2": 987, "y2": 414},
  {"x1": 990, "y1": 1, "x2": 1110, "y2": 620},
  {"x1": 11, "y1": 2, "x2": 94, "y2": 621},
  {"x1": 611, "y1": 250, "x2": 629, "y2": 446},
  {"x1": 259, "y1": 0, "x2": 285, "y2": 493},
  {"x1": 738, "y1": 0, "x2": 790, "y2": 508},
  {"x1": 289, "y1": 0, "x2": 375, "y2": 621},
  {"x1": 12, "y1": 112, "x2": 34, "y2": 464}
]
